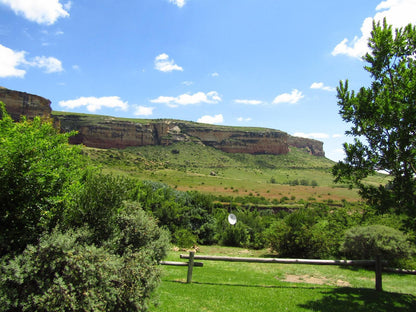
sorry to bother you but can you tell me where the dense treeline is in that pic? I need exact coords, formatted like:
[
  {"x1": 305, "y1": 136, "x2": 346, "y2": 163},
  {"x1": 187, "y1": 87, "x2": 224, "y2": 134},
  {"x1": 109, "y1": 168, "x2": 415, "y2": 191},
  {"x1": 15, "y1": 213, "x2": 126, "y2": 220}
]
[{"x1": 130, "y1": 179, "x2": 414, "y2": 266}]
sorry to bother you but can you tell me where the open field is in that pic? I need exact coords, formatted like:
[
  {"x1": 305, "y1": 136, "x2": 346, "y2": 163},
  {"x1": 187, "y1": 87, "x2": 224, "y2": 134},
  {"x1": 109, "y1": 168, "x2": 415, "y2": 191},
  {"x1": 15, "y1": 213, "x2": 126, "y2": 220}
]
[
  {"x1": 85, "y1": 142, "x2": 389, "y2": 203},
  {"x1": 152, "y1": 246, "x2": 416, "y2": 312}
]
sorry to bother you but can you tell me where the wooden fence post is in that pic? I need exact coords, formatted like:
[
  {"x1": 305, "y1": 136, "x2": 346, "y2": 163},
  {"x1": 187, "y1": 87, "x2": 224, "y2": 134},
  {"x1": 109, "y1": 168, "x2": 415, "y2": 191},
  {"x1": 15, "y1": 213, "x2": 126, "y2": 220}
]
[
  {"x1": 375, "y1": 255, "x2": 382, "y2": 292},
  {"x1": 187, "y1": 251, "x2": 195, "y2": 284}
]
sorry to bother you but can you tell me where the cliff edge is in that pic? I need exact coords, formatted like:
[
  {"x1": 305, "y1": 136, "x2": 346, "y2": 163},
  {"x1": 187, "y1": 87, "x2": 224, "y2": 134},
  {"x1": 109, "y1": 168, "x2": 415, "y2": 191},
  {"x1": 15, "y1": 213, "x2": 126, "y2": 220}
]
[{"x1": 0, "y1": 88, "x2": 325, "y2": 157}]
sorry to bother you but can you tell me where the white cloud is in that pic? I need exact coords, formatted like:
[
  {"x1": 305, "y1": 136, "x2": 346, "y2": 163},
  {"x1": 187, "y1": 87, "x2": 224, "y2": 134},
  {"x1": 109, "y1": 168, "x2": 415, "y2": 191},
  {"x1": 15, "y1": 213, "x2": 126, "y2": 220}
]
[
  {"x1": 182, "y1": 81, "x2": 193, "y2": 86},
  {"x1": 293, "y1": 132, "x2": 330, "y2": 139},
  {"x1": 332, "y1": 0, "x2": 416, "y2": 58},
  {"x1": 332, "y1": 134, "x2": 343, "y2": 138},
  {"x1": 169, "y1": 0, "x2": 186, "y2": 8},
  {"x1": 0, "y1": 0, "x2": 70, "y2": 25},
  {"x1": 150, "y1": 91, "x2": 221, "y2": 107},
  {"x1": 234, "y1": 99, "x2": 263, "y2": 105},
  {"x1": 211, "y1": 72, "x2": 219, "y2": 77},
  {"x1": 310, "y1": 82, "x2": 335, "y2": 92},
  {"x1": 0, "y1": 44, "x2": 26, "y2": 78},
  {"x1": 197, "y1": 114, "x2": 224, "y2": 124},
  {"x1": 59, "y1": 96, "x2": 129, "y2": 112},
  {"x1": 134, "y1": 105, "x2": 154, "y2": 116},
  {"x1": 29, "y1": 56, "x2": 63, "y2": 73},
  {"x1": 0, "y1": 43, "x2": 63, "y2": 77},
  {"x1": 272, "y1": 89, "x2": 304, "y2": 104},
  {"x1": 327, "y1": 148, "x2": 347, "y2": 162},
  {"x1": 237, "y1": 117, "x2": 252, "y2": 122},
  {"x1": 154, "y1": 53, "x2": 183, "y2": 72}
]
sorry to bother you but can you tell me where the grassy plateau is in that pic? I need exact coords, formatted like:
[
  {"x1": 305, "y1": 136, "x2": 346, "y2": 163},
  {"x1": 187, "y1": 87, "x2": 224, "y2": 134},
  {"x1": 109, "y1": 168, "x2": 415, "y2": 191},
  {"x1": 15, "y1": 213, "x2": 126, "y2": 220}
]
[{"x1": 84, "y1": 142, "x2": 389, "y2": 205}]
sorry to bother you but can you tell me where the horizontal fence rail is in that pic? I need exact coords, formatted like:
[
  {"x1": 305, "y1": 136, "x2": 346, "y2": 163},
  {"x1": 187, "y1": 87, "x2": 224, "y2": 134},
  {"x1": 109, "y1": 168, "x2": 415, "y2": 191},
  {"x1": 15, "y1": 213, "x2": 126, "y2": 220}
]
[
  {"x1": 160, "y1": 260, "x2": 203, "y2": 267},
  {"x1": 180, "y1": 254, "x2": 376, "y2": 266},
  {"x1": 176, "y1": 252, "x2": 383, "y2": 291}
]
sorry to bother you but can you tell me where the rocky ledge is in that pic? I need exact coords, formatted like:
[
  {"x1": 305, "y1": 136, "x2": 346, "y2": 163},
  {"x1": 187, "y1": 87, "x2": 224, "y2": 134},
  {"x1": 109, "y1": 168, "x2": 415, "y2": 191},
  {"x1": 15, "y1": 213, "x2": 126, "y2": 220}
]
[{"x1": 0, "y1": 88, "x2": 325, "y2": 157}]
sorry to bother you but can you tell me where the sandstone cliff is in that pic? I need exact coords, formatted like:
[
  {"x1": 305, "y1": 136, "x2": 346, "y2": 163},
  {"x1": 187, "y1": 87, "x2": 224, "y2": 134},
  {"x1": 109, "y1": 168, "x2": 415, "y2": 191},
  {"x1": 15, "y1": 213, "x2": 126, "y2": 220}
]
[
  {"x1": 0, "y1": 87, "x2": 51, "y2": 120},
  {"x1": 0, "y1": 88, "x2": 325, "y2": 157}
]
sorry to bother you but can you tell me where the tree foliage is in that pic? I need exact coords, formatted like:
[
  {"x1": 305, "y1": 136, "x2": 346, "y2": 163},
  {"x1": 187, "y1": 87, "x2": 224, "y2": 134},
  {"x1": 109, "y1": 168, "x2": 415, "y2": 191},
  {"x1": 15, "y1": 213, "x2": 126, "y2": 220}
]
[
  {"x1": 340, "y1": 225, "x2": 414, "y2": 264},
  {"x1": 332, "y1": 20, "x2": 416, "y2": 228},
  {"x1": 0, "y1": 102, "x2": 85, "y2": 256},
  {"x1": 0, "y1": 105, "x2": 170, "y2": 311}
]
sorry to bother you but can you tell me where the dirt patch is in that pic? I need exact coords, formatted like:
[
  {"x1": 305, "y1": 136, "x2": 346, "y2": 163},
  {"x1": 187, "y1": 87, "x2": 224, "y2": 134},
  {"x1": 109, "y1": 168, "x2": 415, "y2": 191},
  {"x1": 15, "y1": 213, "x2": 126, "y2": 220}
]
[{"x1": 280, "y1": 274, "x2": 351, "y2": 287}]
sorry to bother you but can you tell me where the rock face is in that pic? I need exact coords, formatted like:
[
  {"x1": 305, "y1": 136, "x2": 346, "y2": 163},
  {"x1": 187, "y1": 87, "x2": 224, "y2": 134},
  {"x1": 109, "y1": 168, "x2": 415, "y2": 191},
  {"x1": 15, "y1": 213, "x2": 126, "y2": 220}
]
[
  {"x1": 0, "y1": 87, "x2": 51, "y2": 120},
  {"x1": 1, "y1": 88, "x2": 325, "y2": 157}
]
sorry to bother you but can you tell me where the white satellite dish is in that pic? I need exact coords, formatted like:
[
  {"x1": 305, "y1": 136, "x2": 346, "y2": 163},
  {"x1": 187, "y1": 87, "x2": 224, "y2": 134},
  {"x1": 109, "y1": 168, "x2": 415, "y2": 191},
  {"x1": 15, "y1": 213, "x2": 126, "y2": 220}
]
[{"x1": 228, "y1": 213, "x2": 237, "y2": 225}]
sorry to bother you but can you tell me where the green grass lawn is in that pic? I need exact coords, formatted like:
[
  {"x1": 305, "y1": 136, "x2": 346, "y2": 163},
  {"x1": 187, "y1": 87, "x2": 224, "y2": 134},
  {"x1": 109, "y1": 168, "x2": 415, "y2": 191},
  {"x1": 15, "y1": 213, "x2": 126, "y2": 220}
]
[{"x1": 152, "y1": 246, "x2": 416, "y2": 311}]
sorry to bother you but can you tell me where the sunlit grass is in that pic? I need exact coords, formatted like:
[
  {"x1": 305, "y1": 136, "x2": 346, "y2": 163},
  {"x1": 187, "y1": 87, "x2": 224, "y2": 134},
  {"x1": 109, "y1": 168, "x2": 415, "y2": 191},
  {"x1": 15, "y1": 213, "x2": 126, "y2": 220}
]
[
  {"x1": 84, "y1": 142, "x2": 383, "y2": 203},
  {"x1": 152, "y1": 246, "x2": 416, "y2": 312}
]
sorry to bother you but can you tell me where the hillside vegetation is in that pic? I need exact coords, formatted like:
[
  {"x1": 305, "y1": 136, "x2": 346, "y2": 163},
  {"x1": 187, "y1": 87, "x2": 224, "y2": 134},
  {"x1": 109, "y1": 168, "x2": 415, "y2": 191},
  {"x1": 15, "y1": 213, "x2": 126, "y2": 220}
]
[{"x1": 84, "y1": 142, "x2": 388, "y2": 204}]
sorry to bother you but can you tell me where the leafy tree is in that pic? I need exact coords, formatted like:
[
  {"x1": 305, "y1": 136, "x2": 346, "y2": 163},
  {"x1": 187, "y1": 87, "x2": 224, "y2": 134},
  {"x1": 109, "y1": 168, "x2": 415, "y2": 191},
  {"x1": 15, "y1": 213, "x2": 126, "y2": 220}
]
[
  {"x1": 332, "y1": 20, "x2": 416, "y2": 229},
  {"x1": 0, "y1": 103, "x2": 85, "y2": 256},
  {"x1": 340, "y1": 225, "x2": 414, "y2": 265}
]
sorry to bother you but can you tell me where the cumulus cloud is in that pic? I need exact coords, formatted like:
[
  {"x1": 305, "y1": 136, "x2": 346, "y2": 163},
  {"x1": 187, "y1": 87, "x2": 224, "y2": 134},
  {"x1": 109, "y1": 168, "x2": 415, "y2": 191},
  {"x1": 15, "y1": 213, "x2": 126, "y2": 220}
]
[
  {"x1": 169, "y1": 0, "x2": 186, "y2": 8},
  {"x1": 59, "y1": 96, "x2": 129, "y2": 112},
  {"x1": 237, "y1": 117, "x2": 252, "y2": 122},
  {"x1": 150, "y1": 91, "x2": 221, "y2": 108},
  {"x1": 234, "y1": 99, "x2": 263, "y2": 105},
  {"x1": 310, "y1": 82, "x2": 335, "y2": 92},
  {"x1": 332, "y1": 0, "x2": 416, "y2": 58},
  {"x1": 0, "y1": 0, "x2": 70, "y2": 25},
  {"x1": 154, "y1": 53, "x2": 183, "y2": 72},
  {"x1": 293, "y1": 132, "x2": 330, "y2": 139},
  {"x1": 0, "y1": 44, "x2": 26, "y2": 78},
  {"x1": 197, "y1": 114, "x2": 224, "y2": 124},
  {"x1": 272, "y1": 89, "x2": 304, "y2": 104},
  {"x1": 28, "y1": 56, "x2": 63, "y2": 73},
  {"x1": 0, "y1": 43, "x2": 63, "y2": 77},
  {"x1": 134, "y1": 105, "x2": 154, "y2": 116}
]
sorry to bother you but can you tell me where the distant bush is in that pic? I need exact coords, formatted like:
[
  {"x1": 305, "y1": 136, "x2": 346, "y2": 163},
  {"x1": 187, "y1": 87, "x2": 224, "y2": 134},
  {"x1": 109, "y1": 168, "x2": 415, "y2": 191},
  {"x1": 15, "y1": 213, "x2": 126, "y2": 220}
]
[{"x1": 340, "y1": 225, "x2": 415, "y2": 265}]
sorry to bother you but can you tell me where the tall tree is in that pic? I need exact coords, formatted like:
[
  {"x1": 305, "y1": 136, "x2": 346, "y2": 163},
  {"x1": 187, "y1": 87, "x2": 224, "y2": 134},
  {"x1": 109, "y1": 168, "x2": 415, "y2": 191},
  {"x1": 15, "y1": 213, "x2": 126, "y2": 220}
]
[
  {"x1": 0, "y1": 102, "x2": 85, "y2": 256},
  {"x1": 332, "y1": 19, "x2": 416, "y2": 229}
]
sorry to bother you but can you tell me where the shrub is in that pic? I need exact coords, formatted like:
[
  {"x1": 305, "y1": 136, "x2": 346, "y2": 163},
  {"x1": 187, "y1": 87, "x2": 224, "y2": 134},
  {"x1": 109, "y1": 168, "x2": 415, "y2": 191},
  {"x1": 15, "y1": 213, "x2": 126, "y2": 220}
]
[
  {"x1": 64, "y1": 171, "x2": 138, "y2": 244},
  {"x1": 173, "y1": 228, "x2": 197, "y2": 248},
  {"x1": 110, "y1": 201, "x2": 170, "y2": 261},
  {"x1": 340, "y1": 225, "x2": 415, "y2": 264},
  {"x1": 0, "y1": 228, "x2": 162, "y2": 312}
]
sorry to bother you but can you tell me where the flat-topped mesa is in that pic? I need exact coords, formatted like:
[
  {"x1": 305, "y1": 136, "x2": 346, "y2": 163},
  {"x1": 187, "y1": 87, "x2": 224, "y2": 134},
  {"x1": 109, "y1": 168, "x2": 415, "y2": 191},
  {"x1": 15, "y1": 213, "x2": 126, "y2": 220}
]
[
  {"x1": 0, "y1": 87, "x2": 51, "y2": 120},
  {"x1": 0, "y1": 88, "x2": 325, "y2": 157}
]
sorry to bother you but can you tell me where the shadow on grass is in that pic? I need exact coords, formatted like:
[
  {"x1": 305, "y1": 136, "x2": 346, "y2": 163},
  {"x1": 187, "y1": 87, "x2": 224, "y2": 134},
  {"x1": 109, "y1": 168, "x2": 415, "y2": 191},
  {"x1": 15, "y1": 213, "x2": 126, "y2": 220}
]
[
  {"x1": 165, "y1": 280, "x2": 416, "y2": 311},
  {"x1": 298, "y1": 288, "x2": 416, "y2": 312},
  {"x1": 165, "y1": 279, "x2": 332, "y2": 290}
]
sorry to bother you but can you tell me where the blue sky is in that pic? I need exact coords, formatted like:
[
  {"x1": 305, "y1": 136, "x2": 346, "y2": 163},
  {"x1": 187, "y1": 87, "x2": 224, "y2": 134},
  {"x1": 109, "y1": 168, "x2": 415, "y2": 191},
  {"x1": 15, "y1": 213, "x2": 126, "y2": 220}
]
[{"x1": 1, "y1": 0, "x2": 415, "y2": 161}]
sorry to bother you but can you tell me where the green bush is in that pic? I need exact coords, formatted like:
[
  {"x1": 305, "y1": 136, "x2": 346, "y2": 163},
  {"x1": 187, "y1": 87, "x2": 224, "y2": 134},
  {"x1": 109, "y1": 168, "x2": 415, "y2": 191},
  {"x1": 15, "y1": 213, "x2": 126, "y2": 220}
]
[
  {"x1": 64, "y1": 171, "x2": 138, "y2": 244},
  {"x1": 0, "y1": 228, "x2": 162, "y2": 311},
  {"x1": 340, "y1": 225, "x2": 415, "y2": 265},
  {"x1": 173, "y1": 228, "x2": 197, "y2": 248},
  {"x1": 110, "y1": 201, "x2": 170, "y2": 261},
  {"x1": 0, "y1": 103, "x2": 85, "y2": 256}
]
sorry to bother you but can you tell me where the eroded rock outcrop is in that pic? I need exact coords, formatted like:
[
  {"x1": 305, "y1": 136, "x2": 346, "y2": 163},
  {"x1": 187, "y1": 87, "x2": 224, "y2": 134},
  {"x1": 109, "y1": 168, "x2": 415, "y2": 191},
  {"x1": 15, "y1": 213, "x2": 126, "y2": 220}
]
[
  {"x1": 1, "y1": 87, "x2": 325, "y2": 157},
  {"x1": 0, "y1": 87, "x2": 51, "y2": 120}
]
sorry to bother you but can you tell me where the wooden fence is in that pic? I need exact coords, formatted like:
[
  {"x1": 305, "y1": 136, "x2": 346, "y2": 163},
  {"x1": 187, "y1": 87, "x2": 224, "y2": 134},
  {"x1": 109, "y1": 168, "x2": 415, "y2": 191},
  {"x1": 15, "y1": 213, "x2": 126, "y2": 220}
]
[{"x1": 160, "y1": 252, "x2": 384, "y2": 291}]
